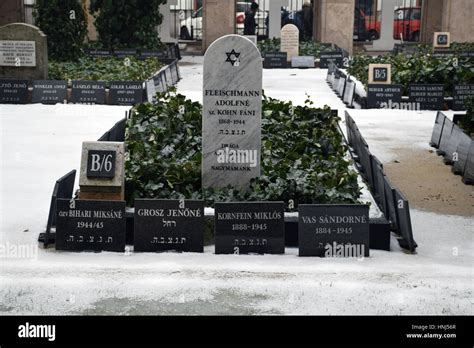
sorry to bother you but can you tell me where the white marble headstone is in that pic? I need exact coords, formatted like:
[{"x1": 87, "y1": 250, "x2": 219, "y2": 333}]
[
  {"x1": 280, "y1": 24, "x2": 299, "y2": 62},
  {"x1": 202, "y1": 35, "x2": 262, "y2": 189}
]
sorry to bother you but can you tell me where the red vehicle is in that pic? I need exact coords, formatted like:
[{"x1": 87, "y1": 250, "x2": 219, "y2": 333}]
[
  {"x1": 355, "y1": 7, "x2": 421, "y2": 42},
  {"x1": 393, "y1": 7, "x2": 421, "y2": 42}
]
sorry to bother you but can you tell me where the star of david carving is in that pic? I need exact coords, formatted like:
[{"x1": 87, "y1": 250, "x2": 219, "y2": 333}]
[{"x1": 225, "y1": 49, "x2": 240, "y2": 66}]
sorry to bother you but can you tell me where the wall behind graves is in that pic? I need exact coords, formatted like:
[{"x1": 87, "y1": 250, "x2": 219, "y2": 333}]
[
  {"x1": 314, "y1": 0, "x2": 354, "y2": 55},
  {"x1": 202, "y1": 0, "x2": 235, "y2": 51}
]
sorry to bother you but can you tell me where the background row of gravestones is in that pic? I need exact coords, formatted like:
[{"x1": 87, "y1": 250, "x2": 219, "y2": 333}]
[
  {"x1": 262, "y1": 44, "x2": 349, "y2": 69},
  {"x1": 0, "y1": 60, "x2": 180, "y2": 105},
  {"x1": 327, "y1": 63, "x2": 474, "y2": 111},
  {"x1": 430, "y1": 111, "x2": 474, "y2": 185},
  {"x1": 39, "y1": 108, "x2": 417, "y2": 255},
  {"x1": 345, "y1": 111, "x2": 417, "y2": 252}
]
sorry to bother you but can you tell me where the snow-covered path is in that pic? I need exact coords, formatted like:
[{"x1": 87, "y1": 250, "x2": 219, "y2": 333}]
[{"x1": 0, "y1": 57, "x2": 472, "y2": 315}]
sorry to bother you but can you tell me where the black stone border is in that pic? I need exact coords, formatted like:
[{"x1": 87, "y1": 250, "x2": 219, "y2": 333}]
[{"x1": 344, "y1": 111, "x2": 418, "y2": 252}]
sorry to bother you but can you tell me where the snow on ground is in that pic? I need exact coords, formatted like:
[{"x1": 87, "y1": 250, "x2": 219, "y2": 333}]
[{"x1": 0, "y1": 58, "x2": 472, "y2": 315}]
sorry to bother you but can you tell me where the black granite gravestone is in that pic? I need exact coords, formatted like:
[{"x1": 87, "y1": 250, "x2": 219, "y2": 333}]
[
  {"x1": 343, "y1": 80, "x2": 355, "y2": 107},
  {"x1": 452, "y1": 131, "x2": 472, "y2": 176},
  {"x1": 394, "y1": 189, "x2": 417, "y2": 251},
  {"x1": 71, "y1": 80, "x2": 106, "y2": 104},
  {"x1": 298, "y1": 204, "x2": 370, "y2": 257},
  {"x1": 367, "y1": 84, "x2": 403, "y2": 109},
  {"x1": 431, "y1": 50, "x2": 455, "y2": 59},
  {"x1": 133, "y1": 199, "x2": 204, "y2": 252},
  {"x1": 40, "y1": 170, "x2": 76, "y2": 247},
  {"x1": 109, "y1": 81, "x2": 144, "y2": 105},
  {"x1": 408, "y1": 84, "x2": 444, "y2": 110},
  {"x1": 32, "y1": 80, "x2": 67, "y2": 104},
  {"x1": 114, "y1": 48, "x2": 137, "y2": 58},
  {"x1": 437, "y1": 117, "x2": 454, "y2": 156},
  {"x1": 383, "y1": 176, "x2": 398, "y2": 231},
  {"x1": 0, "y1": 79, "x2": 28, "y2": 104},
  {"x1": 55, "y1": 199, "x2": 126, "y2": 252},
  {"x1": 215, "y1": 202, "x2": 285, "y2": 254},
  {"x1": 430, "y1": 111, "x2": 447, "y2": 148},
  {"x1": 374, "y1": 163, "x2": 387, "y2": 217},
  {"x1": 442, "y1": 124, "x2": 464, "y2": 165},
  {"x1": 462, "y1": 142, "x2": 474, "y2": 184},
  {"x1": 319, "y1": 51, "x2": 343, "y2": 68},
  {"x1": 452, "y1": 85, "x2": 474, "y2": 111},
  {"x1": 108, "y1": 118, "x2": 126, "y2": 142},
  {"x1": 370, "y1": 156, "x2": 384, "y2": 202},
  {"x1": 85, "y1": 48, "x2": 112, "y2": 57},
  {"x1": 139, "y1": 49, "x2": 167, "y2": 60},
  {"x1": 263, "y1": 52, "x2": 287, "y2": 68}
]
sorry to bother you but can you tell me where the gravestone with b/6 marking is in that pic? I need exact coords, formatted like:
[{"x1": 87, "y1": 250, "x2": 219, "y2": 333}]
[
  {"x1": 79, "y1": 142, "x2": 125, "y2": 200},
  {"x1": 202, "y1": 34, "x2": 262, "y2": 189}
]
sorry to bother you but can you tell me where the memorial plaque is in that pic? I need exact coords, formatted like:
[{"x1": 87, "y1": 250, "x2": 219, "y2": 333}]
[
  {"x1": 215, "y1": 202, "x2": 285, "y2": 255},
  {"x1": 86, "y1": 150, "x2": 116, "y2": 178},
  {"x1": 432, "y1": 50, "x2": 454, "y2": 58},
  {"x1": 86, "y1": 48, "x2": 112, "y2": 57},
  {"x1": 408, "y1": 84, "x2": 444, "y2": 110},
  {"x1": 263, "y1": 52, "x2": 287, "y2": 68},
  {"x1": 459, "y1": 51, "x2": 474, "y2": 58},
  {"x1": 298, "y1": 205, "x2": 370, "y2": 257},
  {"x1": 280, "y1": 24, "x2": 299, "y2": 62},
  {"x1": 114, "y1": 48, "x2": 137, "y2": 57},
  {"x1": 433, "y1": 32, "x2": 450, "y2": 48},
  {"x1": 291, "y1": 56, "x2": 315, "y2": 68},
  {"x1": 202, "y1": 34, "x2": 262, "y2": 189},
  {"x1": 319, "y1": 51, "x2": 343, "y2": 68},
  {"x1": 55, "y1": 199, "x2": 126, "y2": 252},
  {"x1": 0, "y1": 40, "x2": 36, "y2": 66},
  {"x1": 452, "y1": 84, "x2": 474, "y2": 111},
  {"x1": 368, "y1": 64, "x2": 391, "y2": 84},
  {"x1": 31, "y1": 80, "x2": 67, "y2": 104},
  {"x1": 71, "y1": 80, "x2": 106, "y2": 104},
  {"x1": 134, "y1": 199, "x2": 204, "y2": 252},
  {"x1": 0, "y1": 79, "x2": 28, "y2": 104},
  {"x1": 367, "y1": 84, "x2": 403, "y2": 109},
  {"x1": 0, "y1": 23, "x2": 48, "y2": 80},
  {"x1": 139, "y1": 49, "x2": 167, "y2": 59},
  {"x1": 79, "y1": 142, "x2": 125, "y2": 199},
  {"x1": 109, "y1": 81, "x2": 143, "y2": 105}
]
